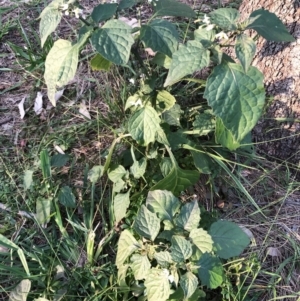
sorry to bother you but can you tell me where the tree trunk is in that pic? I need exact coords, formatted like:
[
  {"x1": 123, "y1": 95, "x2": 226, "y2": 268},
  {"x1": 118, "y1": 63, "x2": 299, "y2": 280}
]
[{"x1": 239, "y1": 0, "x2": 300, "y2": 168}]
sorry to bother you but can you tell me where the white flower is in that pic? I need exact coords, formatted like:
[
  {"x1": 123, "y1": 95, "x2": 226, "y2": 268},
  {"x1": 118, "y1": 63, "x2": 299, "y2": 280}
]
[
  {"x1": 65, "y1": 10, "x2": 69, "y2": 16},
  {"x1": 206, "y1": 24, "x2": 215, "y2": 31},
  {"x1": 73, "y1": 7, "x2": 83, "y2": 18},
  {"x1": 215, "y1": 31, "x2": 229, "y2": 40},
  {"x1": 134, "y1": 99, "x2": 142, "y2": 107},
  {"x1": 111, "y1": 0, "x2": 117, "y2": 3},
  {"x1": 162, "y1": 269, "x2": 169, "y2": 277},
  {"x1": 60, "y1": 3, "x2": 69, "y2": 10},
  {"x1": 129, "y1": 78, "x2": 135, "y2": 84},
  {"x1": 202, "y1": 14, "x2": 210, "y2": 25},
  {"x1": 168, "y1": 274, "x2": 174, "y2": 283},
  {"x1": 148, "y1": 0, "x2": 152, "y2": 2}
]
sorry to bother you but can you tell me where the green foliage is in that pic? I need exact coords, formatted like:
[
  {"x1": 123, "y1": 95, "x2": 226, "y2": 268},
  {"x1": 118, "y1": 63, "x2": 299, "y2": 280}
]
[{"x1": 115, "y1": 190, "x2": 250, "y2": 299}]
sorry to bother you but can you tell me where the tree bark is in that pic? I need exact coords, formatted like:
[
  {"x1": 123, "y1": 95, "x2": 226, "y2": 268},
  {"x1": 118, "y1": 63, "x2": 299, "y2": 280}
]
[{"x1": 239, "y1": 0, "x2": 300, "y2": 168}]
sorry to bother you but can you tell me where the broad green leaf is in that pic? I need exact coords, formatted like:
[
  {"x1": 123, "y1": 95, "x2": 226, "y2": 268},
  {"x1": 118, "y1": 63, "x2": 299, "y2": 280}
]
[
  {"x1": 192, "y1": 112, "x2": 215, "y2": 135},
  {"x1": 160, "y1": 157, "x2": 173, "y2": 177},
  {"x1": 175, "y1": 201, "x2": 200, "y2": 232},
  {"x1": 108, "y1": 165, "x2": 127, "y2": 183},
  {"x1": 90, "y1": 53, "x2": 112, "y2": 71},
  {"x1": 130, "y1": 146, "x2": 147, "y2": 179},
  {"x1": 9, "y1": 279, "x2": 31, "y2": 301},
  {"x1": 133, "y1": 205, "x2": 160, "y2": 241},
  {"x1": 44, "y1": 39, "x2": 79, "y2": 106},
  {"x1": 209, "y1": 220, "x2": 250, "y2": 259},
  {"x1": 247, "y1": 9, "x2": 295, "y2": 42},
  {"x1": 198, "y1": 253, "x2": 224, "y2": 289},
  {"x1": 156, "y1": 127, "x2": 170, "y2": 145},
  {"x1": 128, "y1": 106, "x2": 162, "y2": 146},
  {"x1": 88, "y1": 165, "x2": 104, "y2": 184},
  {"x1": 39, "y1": 0, "x2": 63, "y2": 47},
  {"x1": 50, "y1": 154, "x2": 69, "y2": 167},
  {"x1": 191, "y1": 151, "x2": 214, "y2": 174},
  {"x1": 189, "y1": 228, "x2": 213, "y2": 254},
  {"x1": 154, "y1": 251, "x2": 173, "y2": 267},
  {"x1": 146, "y1": 190, "x2": 180, "y2": 221},
  {"x1": 152, "y1": 53, "x2": 172, "y2": 69},
  {"x1": 40, "y1": 150, "x2": 51, "y2": 179},
  {"x1": 113, "y1": 190, "x2": 130, "y2": 223},
  {"x1": 153, "y1": 0, "x2": 196, "y2": 18},
  {"x1": 179, "y1": 272, "x2": 198, "y2": 300},
  {"x1": 118, "y1": 0, "x2": 138, "y2": 11},
  {"x1": 151, "y1": 147, "x2": 199, "y2": 196},
  {"x1": 113, "y1": 179, "x2": 126, "y2": 193},
  {"x1": 204, "y1": 63, "x2": 265, "y2": 142},
  {"x1": 91, "y1": 20, "x2": 134, "y2": 65},
  {"x1": 208, "y1": 8, "x2": 239, "y2": 30},
  {"x1": 235, "y1": 34, "x2": 256, "y2": 73},
  {"x1": 215, "y1": 117, "x2": 240, "y2": 150},
  {"x1": 24, "y1": 170, "x2": 33, "y2": 191},
  {"x1": 91, "y1": 3, "x2": 117, "y2": 23},
  {"x1": 117, "y1": 264, "x2": 129, "y2": 286},
  {"x1": 167, "y1": 131, "x2": 189, "y2": 151},
  {"x1": 194, "y1": 28, "x2": 215, "y2": 48},
  {"x1": 170, "y1": 235, "x2": 192, "y2": 262},
  {"x1": 58, "y1": 186, "x2": 76, "y2": 208},
  {"x1": 156, "y1": 90, "x2": 176, "y2": 114},
  {"x1": 36, "y1": 198, "x2": 51, "y2": 226},
  {"x1": 130, "y1": 254, "x2": 151, "y2": 280},
  {"x1": 162, "y1": 103, "x2": 182, "y2": 126},
  {"x1": 164, "y1": 40, "x2": 210, "y2": 87},
  {"x1": 144, "y1": 268, "x2": 171, "y2": 301},
  {"x1": 140, "y1": 20, "x2": 179, "y2": 58},
  {"x1": 116, "y1": 229, "x2": 140, "y2": 268}
]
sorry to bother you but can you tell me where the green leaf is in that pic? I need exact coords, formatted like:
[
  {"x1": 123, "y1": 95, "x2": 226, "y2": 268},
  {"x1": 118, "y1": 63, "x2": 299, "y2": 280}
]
[
  {"x1": 140, "y1": 20, "x2": 179, "y2": 58},
  {"x1": 130, "y1": 254, "x2": 151, "y2": 280},
  {"x1": 146, "y1": 190, "x2": 180, "y2": 221},
  {"x1": 91, "y1": 20, "x2": 134, "y2": 65},
  {"x1": 88, "y1": 165, "x2": 104, "y2": 184},
  {"x1": 39, "y1": 0, "x2": 62, "y2": 47},
  {"x1": 191, "y1": 151, "x2": 214, "y2": 174},
  {"x1": 36, "y1": 198, "x2": 51, "y2": 225},
  {"x1": 164, "y1": 40, "x2": 210, "y2": 87},
  {"x1": 209, "y1": 220, "x2": 250, "y2": 259},
  {"x1": 0, "y1": 234, "x2": 18, "y2": 250},
  {"x1": 152, "y1": 53, "x2": 172, "y2": 69},
  {"x1": 156, "y1": 90, "x2": 176, "y2": 114},
  {"x1": 192, "y1": 112, "x2": 215, "y2": 135},
  {"x1": 108, "y1": 165, "x2": 127, "y2": 183},
  {"x1": 44, "y1": 39, "x2": 79, "y2": 106},
  {"x1": 113, "y1": 190, "x2": 130, "y2": 223},
  {"x1": 189, "y1": 228, "x2": 213, "y2": 254},
  {"x1": 154, "y1": 251, "x2": 173, "y2": 267},
  {"x1": 208, "y1": 8, "x2": 239, "y2": 30},
  {"x1": 153, "y1": 0, "x2": 196, "y2": 18},
  {"x1": 162, "y1": 103, "x2": 182, "y2": 126},
  {"x1": 117, "y1": 264, "x2": 129, "y2": 286},
  {"x1": 91, "y1": 3, "x2": 117, "y2": 23},
  {"x1": 116, "y1": 229, "x2": 140, "y2": 268},
  {"x1": 159, "y1": 157, "x2": 173, "y2": 177},
  {"x1": 90, "y1": 53, "x2": 112, "y2": 71},
  {"x1": 40, "y1": 150, "x2": 51, "y2": 179},
  {"x1": 9, "y1": 279, "x2": 31, "y2": 301},
  {"x1": 151, "y1": 146, "x2": 199, "y2": 196},
  {"x1": 235, "y1": 34, "x2": 256, "y2": 73},
  {"x1": 198, "y1": 253, "x2": 224, "y2": 289},
  {"x1": 170, "y1": 235, "x2": 192, "y2": 262},
  {"x1": 204, "y1": 63, "x2": 265, "y2": 142},
  {"x1": 58, "y1": 186, "x2": 76, "y2": 208},
  {"x1": 128, "y1": 106, "x2": 162, "y2": 146},
  {"x1": 50, "y1": 154, "x2": 69, "y2": 167},
  {"x1": 118, "y1": 0, "x2": 138, "y2": 11},
  {"x1": 130, "y1": 146, "x2": 147, "y2": 179},
  {"x1": 23, "y1": 170, "x2": 33, "y2": 191},
  {"x1": 215, "y1": 117, "x2": 240, "y2": 150},
  {"x1": 176, "y1": 201, "x2": 200, "y2": 232},
  {"x1": 144, "y1": 268, "x2": 171, "y2": 301},
  {"x1": 179, "y1": 272, "x2": 198, "y2": 300},
  {"x1": 133, "y1": 205, "x2": 160, "y2": 241},
  {"x1": 247, "y1": 9, "x2": 295, "y2": 42},
  {"x1": 194, "y1": 28, "x2": 215, "y2": 48}
]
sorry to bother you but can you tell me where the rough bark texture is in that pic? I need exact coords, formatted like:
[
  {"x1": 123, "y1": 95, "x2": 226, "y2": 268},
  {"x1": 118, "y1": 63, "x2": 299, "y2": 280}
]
[{"x1": 239, "y1": 0, "x2": 300, "y2": 167}]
